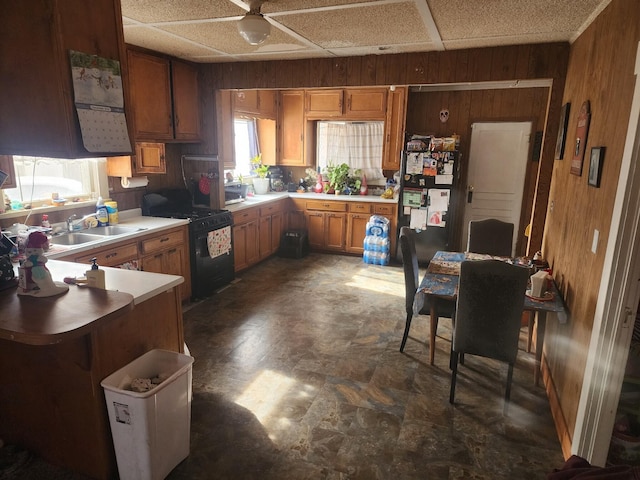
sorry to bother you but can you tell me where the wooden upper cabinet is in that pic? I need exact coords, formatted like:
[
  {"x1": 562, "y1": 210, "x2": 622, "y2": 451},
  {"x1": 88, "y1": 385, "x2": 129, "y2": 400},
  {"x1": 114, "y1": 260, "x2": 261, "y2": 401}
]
[
  {"x1": 127, "y1": 49, "x2": 202, "y2": 142},
  {"x1": 278, "y1": 90, "x2": 310, "y2": 167},
  {"x1": 382, "y1": 86, "x2": 408, "y2": 171},
  {"x1": 128, "y1": 50, "x2": 174, "y2": 141},
  {"x1": 0, "y1": 0, "x2": 131, "y2": 158},
  {"x1": 305, "y1": 88, "x2": 387, "y2": 119},
  {"x1": 233, "y1": 90, "x2": 277, "y2": 119},
  {"x1": 305, "y1": 90, "x2": 343, "y2": 118},
  {"x1": 344, "y1": 88, "x2": 387, "y2": 118},
  {"x1": 171, "y1": 60, "x2": 202, "y2": 141}
]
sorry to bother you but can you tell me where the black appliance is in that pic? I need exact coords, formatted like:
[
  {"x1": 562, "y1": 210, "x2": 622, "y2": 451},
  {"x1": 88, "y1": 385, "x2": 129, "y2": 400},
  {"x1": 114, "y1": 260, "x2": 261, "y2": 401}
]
[
  {"x1": 397, "y1": 135, "x2": 460, "y2": 264},
  {"x1": 268, "y1": 167, "x2": 286, "y2": 192},
  {"x1": 142, "y1": 189, "x2": 234, "y2": 301}
]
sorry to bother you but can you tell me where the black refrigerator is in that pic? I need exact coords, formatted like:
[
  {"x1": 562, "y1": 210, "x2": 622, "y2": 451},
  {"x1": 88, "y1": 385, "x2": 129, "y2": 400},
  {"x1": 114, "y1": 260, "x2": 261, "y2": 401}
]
[{"x1": 396, "y1": 135, "x2": 460, "y2": 265}]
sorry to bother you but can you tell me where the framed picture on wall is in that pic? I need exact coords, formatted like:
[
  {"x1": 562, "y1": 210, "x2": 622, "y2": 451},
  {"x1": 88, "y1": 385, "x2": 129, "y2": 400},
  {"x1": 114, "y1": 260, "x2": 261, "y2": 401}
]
[
  {"x1": 555, "y1": 102, "x2": 570, "y2": 160},
  {"x1": 571, "y1": 101, "x2": 591, "y2": 176},
  {"x1": 588, "y1": 146, "x2": 605, "y2": 187}
]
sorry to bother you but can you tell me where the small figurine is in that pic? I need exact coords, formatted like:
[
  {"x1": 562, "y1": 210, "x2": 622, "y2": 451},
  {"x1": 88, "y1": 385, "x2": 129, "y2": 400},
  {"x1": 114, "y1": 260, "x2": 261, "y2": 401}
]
[{"x1": 18, "y1": 231, "x2": 68, "y2": 297}]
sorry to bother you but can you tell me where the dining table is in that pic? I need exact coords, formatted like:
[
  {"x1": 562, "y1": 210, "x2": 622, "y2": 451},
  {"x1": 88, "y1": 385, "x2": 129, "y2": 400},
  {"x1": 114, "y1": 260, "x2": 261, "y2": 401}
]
[{"x1": 418, "y1": 251, "x2": 568, "y2": 386}]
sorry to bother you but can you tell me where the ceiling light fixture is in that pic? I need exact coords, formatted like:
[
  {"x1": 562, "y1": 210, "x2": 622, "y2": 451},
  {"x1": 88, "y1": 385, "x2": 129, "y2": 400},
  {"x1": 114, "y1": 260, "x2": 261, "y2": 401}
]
[{"x1": 237, "y1": 1, "x2": 270, "y2": 46}]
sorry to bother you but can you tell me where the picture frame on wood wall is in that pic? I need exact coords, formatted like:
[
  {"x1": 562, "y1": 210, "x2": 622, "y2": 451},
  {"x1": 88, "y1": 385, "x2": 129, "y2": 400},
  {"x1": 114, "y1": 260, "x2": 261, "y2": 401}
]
[
  {"x1": 588, "y1": 147, "x2": 604, "y2": 188},
  {"x1": 570, "y1": 101, "x2": 591, "y2": 176},
  {"x1": 555, "y1": 102, "x2": 570, "y2": 160}
]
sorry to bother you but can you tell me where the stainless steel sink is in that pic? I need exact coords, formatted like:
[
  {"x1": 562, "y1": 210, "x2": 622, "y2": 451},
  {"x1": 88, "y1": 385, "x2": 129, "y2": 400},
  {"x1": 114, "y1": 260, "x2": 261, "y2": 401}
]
[
  {"x1": 49, "y1": 232, "x2": 105, "y2": 246},
  {"x1": 86, "y1": 226, "x2": 145, "y2": 236}
]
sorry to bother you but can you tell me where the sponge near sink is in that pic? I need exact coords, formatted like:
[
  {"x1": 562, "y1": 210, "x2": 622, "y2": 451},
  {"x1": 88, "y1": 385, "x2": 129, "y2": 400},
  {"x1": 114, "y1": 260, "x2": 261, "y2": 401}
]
[{"x1": 85, "y1": 216, "x2": 98, "y2": 228}]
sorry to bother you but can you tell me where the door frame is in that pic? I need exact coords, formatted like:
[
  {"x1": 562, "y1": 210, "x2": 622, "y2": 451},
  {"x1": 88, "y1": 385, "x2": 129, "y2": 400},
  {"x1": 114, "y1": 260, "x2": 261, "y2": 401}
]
[{"x1": 573, "y1": 41, "x2": 640, "y2": 466}]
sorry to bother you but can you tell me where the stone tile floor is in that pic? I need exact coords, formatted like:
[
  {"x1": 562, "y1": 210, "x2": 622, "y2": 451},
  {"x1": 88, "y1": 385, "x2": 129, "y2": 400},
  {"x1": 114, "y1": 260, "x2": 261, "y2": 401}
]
[{"x1": 2, "y1": 253, "x2": 565, "y2": 479}]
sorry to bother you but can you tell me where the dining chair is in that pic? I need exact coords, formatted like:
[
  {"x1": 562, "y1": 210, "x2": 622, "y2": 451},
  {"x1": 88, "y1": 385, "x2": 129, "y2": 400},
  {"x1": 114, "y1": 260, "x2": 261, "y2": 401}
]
[
  {"x1": 399, "y1": 227, "x2": 456, "y2": 363},
  {"x1": 449, "y1": 259, "x2": 529, "y2": 414},
  {"x1": 467, "y1": 218, "x2": 514, "y2": 257}
]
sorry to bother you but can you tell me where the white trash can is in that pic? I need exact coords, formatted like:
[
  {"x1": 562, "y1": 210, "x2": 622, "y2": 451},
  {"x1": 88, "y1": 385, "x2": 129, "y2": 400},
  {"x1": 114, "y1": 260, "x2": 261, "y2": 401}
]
[{"x1": 101, "y1": 349, "x2": 194, "y2": 480}]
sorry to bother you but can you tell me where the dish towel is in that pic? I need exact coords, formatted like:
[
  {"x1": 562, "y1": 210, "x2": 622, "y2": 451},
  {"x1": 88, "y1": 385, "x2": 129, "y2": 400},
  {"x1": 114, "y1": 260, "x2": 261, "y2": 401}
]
[{"x1": 207, "y1": 226, "x2": 231, "y2": 259}]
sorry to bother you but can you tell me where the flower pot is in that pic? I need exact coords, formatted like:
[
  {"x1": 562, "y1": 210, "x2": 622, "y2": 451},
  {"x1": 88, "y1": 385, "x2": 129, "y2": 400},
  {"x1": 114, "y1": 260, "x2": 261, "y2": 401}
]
[{"x1": 253, "y1": 177, "x2": 270, "y2": 195}]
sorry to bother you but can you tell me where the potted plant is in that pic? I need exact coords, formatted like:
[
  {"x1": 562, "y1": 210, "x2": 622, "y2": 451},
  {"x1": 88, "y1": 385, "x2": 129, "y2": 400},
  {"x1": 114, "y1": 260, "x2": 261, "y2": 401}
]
[
  {"x1": 250, "y1": 154, "x2": 270, "y2": 194},
  {"x1": 326, "y1": 163, "x2": 350, "y2": 195}
]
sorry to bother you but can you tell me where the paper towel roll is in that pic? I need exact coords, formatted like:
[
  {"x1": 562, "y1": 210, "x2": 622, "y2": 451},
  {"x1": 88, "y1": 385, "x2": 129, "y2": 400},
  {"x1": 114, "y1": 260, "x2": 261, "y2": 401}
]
[{"x1": 121, "y1": 176, "x2": 149, "y2": 189}]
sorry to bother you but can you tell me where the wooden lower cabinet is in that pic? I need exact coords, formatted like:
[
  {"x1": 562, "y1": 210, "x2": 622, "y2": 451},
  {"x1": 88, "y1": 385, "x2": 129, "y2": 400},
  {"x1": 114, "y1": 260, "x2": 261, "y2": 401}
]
[
  {"x1": 290, "y1": 197, "x2": 397, "y2": 256},
  {"x1": 58, "y1": 226, "x2": 192, "y2": 302},
  {"x1": 234, "y1": 200, "x2": 285, "y2": 271}
]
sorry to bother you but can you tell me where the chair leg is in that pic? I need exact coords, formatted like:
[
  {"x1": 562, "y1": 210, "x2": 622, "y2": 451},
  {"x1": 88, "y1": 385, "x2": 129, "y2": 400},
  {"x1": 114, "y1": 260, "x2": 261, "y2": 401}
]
[
  {"x1": 504, "y1": 363, "x2": 514, "y2": 415},
  {"x1": 449, "y1": 351, "x2": 459, "y2": 404},
  {"x1": 400, "y1": 312, "x2": 413, "y2": 352},
  {"x1": 527, "y1": 312, "x2": 534, "y2": 353}
]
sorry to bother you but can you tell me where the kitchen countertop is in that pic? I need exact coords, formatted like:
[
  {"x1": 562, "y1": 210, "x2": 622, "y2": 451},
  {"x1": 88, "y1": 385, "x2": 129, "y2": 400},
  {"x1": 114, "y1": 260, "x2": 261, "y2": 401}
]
[
  {"x1": 224, "y1": 191, "x2": 398, "y2": 213},
  {"x1": 44, "y1": 208, "x2": 189, "y2": 260}
]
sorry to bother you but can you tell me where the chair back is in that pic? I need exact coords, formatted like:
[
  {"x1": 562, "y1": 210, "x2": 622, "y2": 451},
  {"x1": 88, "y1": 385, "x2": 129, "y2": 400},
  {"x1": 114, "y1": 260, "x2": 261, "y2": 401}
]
[
  {"x1": 467, "y1": 219, "x2": 514, "y2": 257},
  {"x1": 453, "y1": 259, "x2": 529, "y2": 363},
  {"x1": 399, "y1": 227, "x2": 421, "y2": 315}
]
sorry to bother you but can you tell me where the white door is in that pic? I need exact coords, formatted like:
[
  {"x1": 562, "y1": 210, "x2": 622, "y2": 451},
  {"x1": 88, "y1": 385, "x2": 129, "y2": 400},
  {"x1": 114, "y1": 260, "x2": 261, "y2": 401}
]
[{"x1": 462, "y1": 121, "x2": 532, "y2": 256}]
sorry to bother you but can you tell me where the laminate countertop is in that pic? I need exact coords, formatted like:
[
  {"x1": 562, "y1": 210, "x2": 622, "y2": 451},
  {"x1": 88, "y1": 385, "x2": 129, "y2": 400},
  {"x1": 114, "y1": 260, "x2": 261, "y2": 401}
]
[{"x1": 1, "y1": 260, "x2": 183, "y2": 345}]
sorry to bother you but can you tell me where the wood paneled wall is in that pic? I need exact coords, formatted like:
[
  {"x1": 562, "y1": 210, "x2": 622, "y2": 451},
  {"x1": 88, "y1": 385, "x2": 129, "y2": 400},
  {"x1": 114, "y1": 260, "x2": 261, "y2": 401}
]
[
  {"x1": 206, "y1": 43, "x2": 569, "y2": 254},
  {"x1": 541, "y1": 0, "x2": 640, "y2": 458},
  {"x1": 405, "y1": 87, "x2": 550, "y2": 255}
]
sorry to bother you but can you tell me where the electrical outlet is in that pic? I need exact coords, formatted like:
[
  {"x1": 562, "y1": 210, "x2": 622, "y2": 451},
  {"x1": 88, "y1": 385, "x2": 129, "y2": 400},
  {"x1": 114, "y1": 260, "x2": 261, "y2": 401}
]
[{"x1": 591, "y1": 229, "x2": 599, "y2": 254}]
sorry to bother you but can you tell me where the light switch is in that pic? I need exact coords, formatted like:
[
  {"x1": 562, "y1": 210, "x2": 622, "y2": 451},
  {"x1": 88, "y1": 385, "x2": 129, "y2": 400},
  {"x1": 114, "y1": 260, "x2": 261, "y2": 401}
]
[{"x1": 591, "y1": 229, "x2": 599, "y2": 254}]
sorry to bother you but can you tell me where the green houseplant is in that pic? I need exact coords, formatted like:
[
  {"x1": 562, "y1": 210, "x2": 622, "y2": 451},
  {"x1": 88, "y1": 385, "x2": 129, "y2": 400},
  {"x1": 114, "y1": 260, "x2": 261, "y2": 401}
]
[
  {"x1": 326, "y1": 163, "x2": 350, "y2": 194},
  {"x1": 250, "y1": 154, "x2": 270, "y2": 194}
]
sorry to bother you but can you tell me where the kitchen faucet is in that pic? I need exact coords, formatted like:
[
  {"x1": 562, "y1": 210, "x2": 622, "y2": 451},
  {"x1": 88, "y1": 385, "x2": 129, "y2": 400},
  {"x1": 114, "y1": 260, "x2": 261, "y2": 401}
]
[{"x1": 67, "y1": 214, "x2": 78, "y2": 232}]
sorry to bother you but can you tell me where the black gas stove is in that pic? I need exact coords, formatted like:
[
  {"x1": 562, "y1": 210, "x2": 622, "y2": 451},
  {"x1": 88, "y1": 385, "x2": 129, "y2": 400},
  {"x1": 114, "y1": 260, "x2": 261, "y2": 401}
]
[{"x1": 142, "y1": 189, "x2": 234, "y2": 300}]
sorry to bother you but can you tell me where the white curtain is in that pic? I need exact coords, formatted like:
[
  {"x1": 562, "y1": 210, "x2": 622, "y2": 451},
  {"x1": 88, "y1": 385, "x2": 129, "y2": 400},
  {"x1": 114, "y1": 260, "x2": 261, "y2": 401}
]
[{"x1": 317, "y1": 122, "x2": 384, "y2": 180}]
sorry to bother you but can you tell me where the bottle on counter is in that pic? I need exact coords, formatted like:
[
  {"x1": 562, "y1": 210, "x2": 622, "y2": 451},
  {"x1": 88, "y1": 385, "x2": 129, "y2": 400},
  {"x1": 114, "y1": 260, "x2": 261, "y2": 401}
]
[
  {"x1": 105, "y1": 201, "x2": 118, "y2": 225},
  {"x1": 95, "y1": 197, "x2": 109, "y2": 227},
  {"x1": 85, "y1": 257, "x2": 106, "y2": 289},
  {"x1": 41, "y1": 214, "x2": 50, "y2": 229}
]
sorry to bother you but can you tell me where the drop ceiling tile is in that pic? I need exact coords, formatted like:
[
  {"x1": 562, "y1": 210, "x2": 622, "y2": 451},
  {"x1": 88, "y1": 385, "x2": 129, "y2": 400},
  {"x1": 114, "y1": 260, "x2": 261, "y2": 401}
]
[
  {"x1": 121, "y1": 0, "x2": 243, "y2": 23},
  {"x1": 158, "y1": 19, "x2": 311, "y2": 56},
  {"x1": 275, "y1": 2, "x2": 431, "y2": 49},
  {"x1": 124, "y1": 26, "x2": 223, "y2": 60},
  {"x1": 427, "y1": 0, "x2": 605, "y2": 42},
  {"x1": 260, "y1": 0, "x2": 382, "y2": 14}
]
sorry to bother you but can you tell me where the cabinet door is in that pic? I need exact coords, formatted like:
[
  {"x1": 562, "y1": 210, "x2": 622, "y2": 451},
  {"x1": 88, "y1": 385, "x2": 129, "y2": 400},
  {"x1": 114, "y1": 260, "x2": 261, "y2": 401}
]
[
  {"x1": 306, "y1": 211, "x2": 325, "y2": 249},
  {"x1": 326, "y1": 213, "x2": 346, "y2": 251},
  {"x1": 346, "y1": 213, "x2": 370, "y2": 254},
  {"x1": 141, "y1": 251, "x2": 164, "y2": 273},
  {"x1": 278, "y1": 90, "x2": 307, "y2": 166},
  {"x1": 271, "y1": 211, "x2": 283, "y2": 255},
  {"x1": 233, "y1": 224, "x2": 248, "y2": 272},
  {"x1": 305, "y1": 90, "x2": 343, "y2": 118},
  {"x1": 135, "y1": 142, "x2": 166, "y2": 174},
  {"x1": 164, "y1": 246, "x2": 184, "y2": 277},
  {"x1": 344, "y1": 88, "x2": 387, "y2": 119},
  {"x1": 1, "y1": 0, "x2": 129, "y2": 158},
  {"x1": 258, "y1": 215, "x2": 272, "y2": 260},
  {"x1": 382, "y1": 86, "x2": 407, "y2": 171},
  {"x1": 171, "y1": 60, "x2": 201, "y2": 141},
  {"x1": 234, "y1": 90, "x2": 259, "y2": 114},
  {"x1": 258, "y1": 90, "x2": 277, "y2": 118},
  {"x1": 245, "y1": 220, "x2": 259, "y2": 266},
  {"x1": 128, "y1": 50, "x2": 174, "y2": 141}
]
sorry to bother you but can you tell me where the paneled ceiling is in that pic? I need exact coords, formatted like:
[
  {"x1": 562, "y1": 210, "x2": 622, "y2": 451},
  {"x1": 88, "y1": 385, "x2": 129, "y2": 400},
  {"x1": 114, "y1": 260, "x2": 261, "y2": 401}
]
[{"x1": 121, "y1": 0, "x2": 612, "y2": 64}]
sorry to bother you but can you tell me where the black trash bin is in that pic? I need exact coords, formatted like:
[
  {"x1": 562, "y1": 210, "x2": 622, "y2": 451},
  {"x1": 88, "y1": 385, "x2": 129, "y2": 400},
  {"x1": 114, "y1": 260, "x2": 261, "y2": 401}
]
[{"x1": 278, "y1": 230, "x2": 309, "y2": 259}]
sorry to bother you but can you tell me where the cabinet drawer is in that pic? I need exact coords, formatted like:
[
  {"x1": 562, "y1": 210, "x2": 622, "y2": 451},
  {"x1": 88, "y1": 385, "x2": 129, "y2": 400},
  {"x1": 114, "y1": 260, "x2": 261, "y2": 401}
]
[
  {"x1": 349, "y1": 203, "x2": 373, "y2": 214},
  {"x1": 374, "y1": 204, "x2": 395, "y2": 215},
  {"x1": 306, "y1": 200, "x2": 347, "y2": 212},
  {"x1": 75, "y1": 242, "x2": 138, "y2": 267},
  {"x1": 233, "y1": 207, "x2": 258, "y2": 225},
  {"x1": 259, "y1": 202, "x2": 283, "y2": 216},
  {"x1": 141, "y1": 230, "x2": 183, "y2": 254}
]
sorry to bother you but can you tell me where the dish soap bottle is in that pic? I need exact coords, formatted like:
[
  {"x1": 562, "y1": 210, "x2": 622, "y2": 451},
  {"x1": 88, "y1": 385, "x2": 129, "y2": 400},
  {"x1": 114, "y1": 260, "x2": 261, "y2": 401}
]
[
  {"x1": 86, "y1": 257, "x2": 106, "y2": 289},
  {"x1": 96, "y1": 197, "x2": 109, "y2": 227}
]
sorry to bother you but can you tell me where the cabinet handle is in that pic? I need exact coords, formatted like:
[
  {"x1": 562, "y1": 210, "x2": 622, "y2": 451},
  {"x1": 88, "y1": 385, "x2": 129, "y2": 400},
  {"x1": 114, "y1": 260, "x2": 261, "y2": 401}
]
[
  {"x1": 160, "y1": 237, "x2": 169, "y2": 242},
  {"x1": 106, "y1": 252, "x2": 117, "y2": 259}
]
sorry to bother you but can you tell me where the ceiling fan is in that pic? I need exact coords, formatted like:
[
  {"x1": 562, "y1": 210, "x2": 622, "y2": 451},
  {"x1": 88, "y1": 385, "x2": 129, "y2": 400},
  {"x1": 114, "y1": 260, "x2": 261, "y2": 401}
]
[{"x1": 237, "y1": 0, "x2": 271, "y2": 46}]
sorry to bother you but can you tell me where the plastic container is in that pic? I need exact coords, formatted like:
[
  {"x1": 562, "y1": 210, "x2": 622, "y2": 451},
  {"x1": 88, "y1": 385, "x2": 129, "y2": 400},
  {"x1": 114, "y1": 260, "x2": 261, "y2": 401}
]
[
  {"x1": 105, "y1": 201, "x2": 119, "y2": 225},
  {"x1": 101, "y1": 349, "x2": 194, "y2": 480},
  {"x1": 96, "y1": 204, "x2": 109, "y2": 227}
]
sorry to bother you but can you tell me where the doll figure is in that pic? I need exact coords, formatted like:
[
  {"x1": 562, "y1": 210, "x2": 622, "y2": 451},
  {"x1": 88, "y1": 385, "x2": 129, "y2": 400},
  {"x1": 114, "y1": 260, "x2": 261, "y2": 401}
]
[{"x1": 18, "y1": 231, "x2": 68, "y2": 297}]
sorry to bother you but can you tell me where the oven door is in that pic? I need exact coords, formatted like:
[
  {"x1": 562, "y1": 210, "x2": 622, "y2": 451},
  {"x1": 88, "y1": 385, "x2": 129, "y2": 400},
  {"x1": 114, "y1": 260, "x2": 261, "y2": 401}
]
[{"x1": 191, "y1": 225, "x2": 235, "y2": 300}]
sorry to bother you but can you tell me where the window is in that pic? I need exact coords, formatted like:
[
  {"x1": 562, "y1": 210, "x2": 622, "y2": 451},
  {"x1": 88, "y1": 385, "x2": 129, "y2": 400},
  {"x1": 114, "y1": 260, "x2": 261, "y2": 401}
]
[
  {"x1": 3, "y1": 156, "x2": 108, "y2": 207},
  {"x1": 232, "y1": 118, "x2": 260, "y2": 179},
  {"x1": 316, "y1": 121, "x2": 384, "y2": 180}
]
